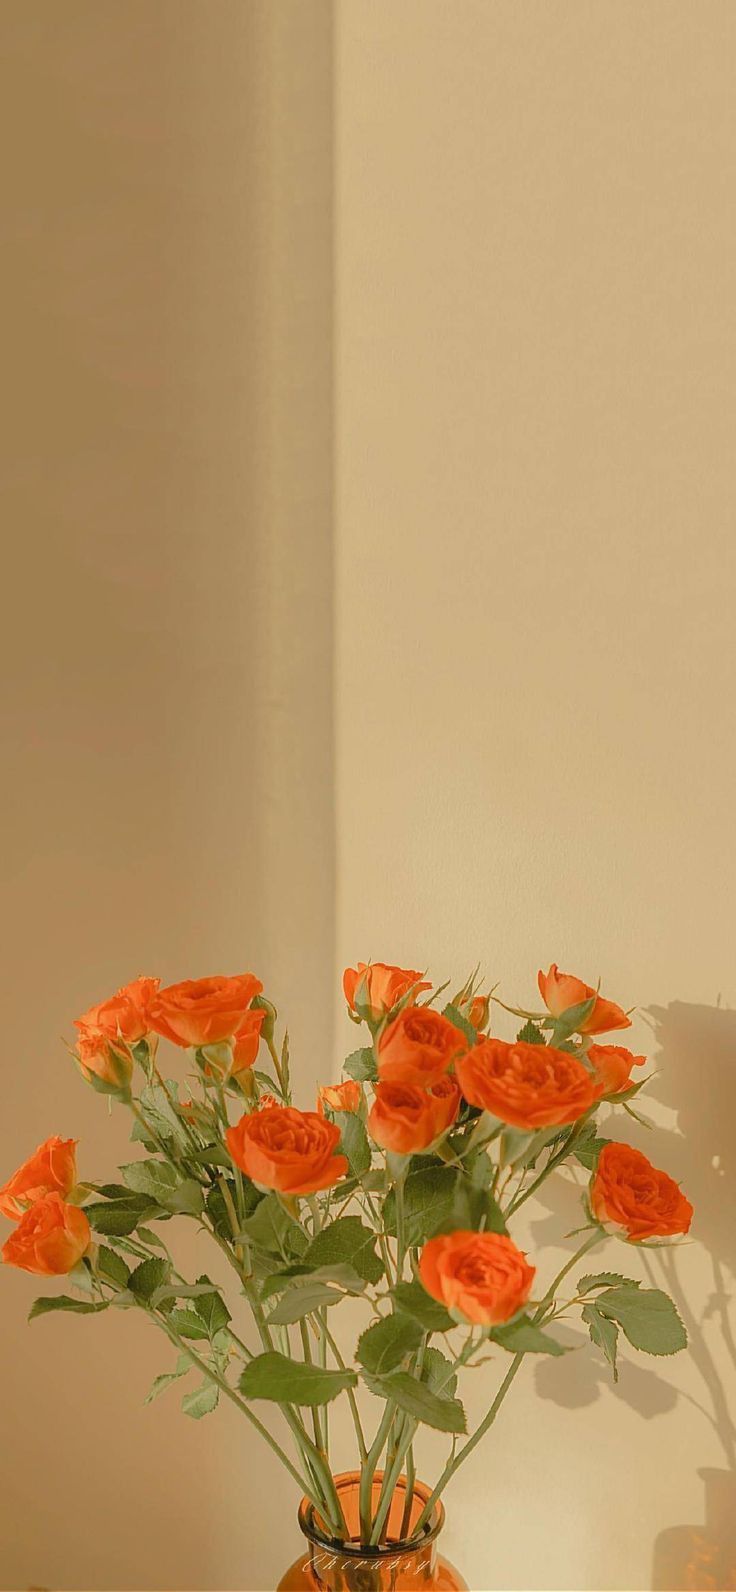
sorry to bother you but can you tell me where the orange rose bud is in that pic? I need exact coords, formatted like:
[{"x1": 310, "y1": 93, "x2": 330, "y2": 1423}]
[
  {"x1": 469, "y1": 993, "x2": 491, "y2": 1033},
  {"x1": 318, "y1": 1080, "x2": 362, "y2": 1116},
  {"x1": 149, "y1": 973, "x2": 264, "y2": 1048},
  {"x1": 537, "y1": 965, "x2": 630, "y2": 1035},
  {"x1": 75, "y1": 1029, "x2": 135, "y2": 1091},
  {"x1": 0, "y1": 1137, "x2": 78, "y2": 1220},
  {"x1": 258, "y1": 1093, "x2": 280, "y2": 1111},
  {"x1": 419, "y1": 1231, "x2": 535, "y2": 1326},
  {"x1": 591, "y1": 1142, "x2": 693, "y2": 1242},
  {"x1": 1, "y1": 1193, "x2": 91, "y2": 1275},
  {"x1": 74, "y1": 975, "x2": 160, "y2": 1087},
  {"x1": 378, "y1": 1007, "x2": 467, "y2": 1089},
  {"x1": 226, "y1": 1106, "x2": 349, "y2": 1196},
  {"x1": 342, "y1": 962, "x2": 431, "y2": 1021},
  {"x1": 230, "y1": 1009, "x2": 266, "y2": 1074},
  {"x1": 587, "y1": 1044, "x2": 646, "y2": 1098},
  {"x1": 456, "y1": 1037, "x2": 596, "y2": 1129}
]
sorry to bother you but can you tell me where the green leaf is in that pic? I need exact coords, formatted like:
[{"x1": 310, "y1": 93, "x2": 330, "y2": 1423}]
[
  {"x1": 356, "y1": 1315, "x2": 423, "y2": 1375},
  {"x1": 206, "y1": 1181, "x2": 240, "y2": 1241},
  {"x1": 548, "y1": 995, "x2": 597, "y2": 1043},
  {"x1": 503, "y1": 1125, "x2": 563, "y2": 1172},
  {"x1": 343, "y1": 1047, "x2": 378, "y2": 1083},
  {"x1": 363, "y1": 1371, "x2": 466, "y2": 1434},
  {"x1": 189, "y1": 1144, "x2": 235, "y2": 1168},
  {"x1": 267, "y1": 1282, "x2": 344, "y2": 1325},
  {"x1": 182, "y1": 1379, "x2": 220, "y2": 1419},
  {"x1": 441, "y1": 1003, "x2": 477, "y2": 1048},
  {"x1": 129, "y1": 1257, "x2": 170, "y2": 1301},
  {"x1": 144, "y1": 1358, "x2": 191, "y2": 1404},
  {"x1": 131, "y1": 1082, "x2": 191, "y2": 1146},
  {"x1": 573, "y1": 1125, "x2": 611, "y2": 1171},
  {"x1": 168, "y1": 1309, "x2": 210, "y2": 1340},
  {"x1": 421, "y1": 1345, "x2": 457, "y2": 1397},
  {"x1": 121, "y1": 1160, "x2": 204, "y2": 1217},
  {"x1": 302, "y1": 1216, "x2": 383, "y2": 1286},
  {"x1": 450, "y1": 1179, "x2": 507, "y2": 1235},
  {"x1": 240, "y1": 1192, "x2": 307, "y2": 1258},
  {"x1": 516, "y1": 1020, "x2": 547, "y2": 1045},
  {"x1": 595, "y1": 1286, "x2": 687, "y2": 1356},
  {"x1": 577, "y1": 1272, "x2": 640, "y2": 1295},
  {"x1": 392, "y1": 1280, "x2": 455, "y2": 1334},
  {"x1": 384, "y1": 1166, "x2": 458, "y2": 1247},
  {"x1": 28, "y1": 1295, "x2": 109, "y2": 1321},
  {"x1": 239, "y1": 1352, "x2": 357, "y2": 1406},
  {"x1": 135, "y1": 1226, "x2": 168, "y2": 1250},
  {"x1": 193, "y1": 1282, "x2": 232, "y2": 1338},
  {"x1": 167, "y1": 1179, "x2": 205, "y2": 1216},
  {"x1": 582, "y1": 1303, "x2": 619, "y2": 1381},
  {"x1": 261, "y1": 1262, "x2": 365, "y2": 1301},
  {"x1": 336, "y1": 1111, "x2": 372, "y2": 1178},
  {"x1": 97, "y1": 1247, "x2": 130, "y2": 1288},
  {"x1": 122, "y1": 1160, "x2": 178, "y2": 1198},
  {"x1": 85, "y1": 1200, "x2": 159, "y2": 1237},
  {"x1": 492, "y1": 1318, "x2": 566, "y2": 1355}
]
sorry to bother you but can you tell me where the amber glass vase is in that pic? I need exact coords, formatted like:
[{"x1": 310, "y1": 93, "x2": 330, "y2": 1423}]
[{"x1": 277, "y1": 1472, "x2": 467, "y2": 1592}]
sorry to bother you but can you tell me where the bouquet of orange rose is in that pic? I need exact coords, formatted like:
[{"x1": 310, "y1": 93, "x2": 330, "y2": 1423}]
[{"x1": 2, "y1": 962, "x2": 693, "y2": 1561}]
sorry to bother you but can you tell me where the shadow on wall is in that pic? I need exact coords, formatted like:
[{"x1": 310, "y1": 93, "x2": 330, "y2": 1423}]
[
  {"x1": 646, "y1": 1003, "x2": 736, "y2": 1592},
  {"x1": 530, "y1": 1001, "x2": 736, "y2": 1590}
]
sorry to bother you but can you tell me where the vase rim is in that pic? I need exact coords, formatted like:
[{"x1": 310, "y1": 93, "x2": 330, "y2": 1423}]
[{"x1": 298, "y1": 1470, "x2": 445, "y2": 1560}]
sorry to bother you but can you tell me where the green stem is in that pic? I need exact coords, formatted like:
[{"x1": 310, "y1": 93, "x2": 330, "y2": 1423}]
[
  {"x1": 413, "y1": 1353, "x2": 524, "y2": 1538},
  {"x1": 152, "y1": 1310, "x2": 322, "y2": 1511},
  {"x1": 504, "y1": 1126, "x2": 580, "y2": 1217},
  {"x1": 533, "y1": 1229, "x2": 603, "y2": 1318},
  {"x1": 412, "y1": 1237, "x2": 602, "y2": 1539},
  {"x1": 300, "y1": 1318, "x2": 326, "y2": 1455},
  {"x1": 359, "y1": 1400, "x2": 396, "y2": 1544},
  {"x1": 320, "y1": 1316, "x2": 367, "y2": 1460},
  {"x1": 399, "y1": 1443, "x2": 415, "y2": 1540}
]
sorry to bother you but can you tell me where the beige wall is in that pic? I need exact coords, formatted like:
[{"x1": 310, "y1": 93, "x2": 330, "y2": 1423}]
[
  {"x1": 0, "y1": 4, "x2": 332, "y2": 1590},
  {"x1": 2, "y1": 3, "x2": 735, "y2": 1590},
  {"x1": 336, "y1": 4, "x2": 736, "y2": 1590}
]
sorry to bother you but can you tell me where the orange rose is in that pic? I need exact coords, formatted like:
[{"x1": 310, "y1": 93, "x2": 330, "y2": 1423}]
[
  {"x1": 75, "y1": 976, "x2": 160, "y2": 1048},
  {"x1": 456, "y1": 1037, "x2": 595, "y2": 1129},
  {"x1": 419, "y1": 1230, "x2": 535, "y2": 1326},
  {"x1": 0, "y1": 1137, "x2": 78, "y2": 1220},
  {"x1": 368, "y1": 1075, "x2": 460, "y2": 1155},
  {"x1": 150, "y1": 973, "x2": 263, "y2": 1048},
  {"x1": 377, "y1": 1007, "x2": 467, "y2": 1088},
  {"x1": 74, "y1": 975, "x2": 160, "y2": 1086},
  {"x1": 343, "y1": 962, "x2": 431, "y2": 1020},
  {"x1": 538, "y1": 965, "x2": 630, "y2": 1035},
  {"x1": 226, "y1": 1106, "x2": 349, "y2": 1195},
  {"x1": 591, "y1": 1142, "x2": 693, "y2": 1241},
  {"x1": 75, "y1": 1028, "x2": 134, "y2": 1090},
  {"x1": 587, "y1": 1044, "x2": 646, "y2": 1098},
  {"x1": 318, "y1": 1080, "x2": 362, "y2": 1116},
  {"x1": 1, "y1": 1193, "x2": 91, "y2": 1275},
  {"x1": 469, "y1": 993, "x2": 491, "y2": 1033},
  {"x1": 230, "y1": 1009, "x2": 266, "y2": 1074}
]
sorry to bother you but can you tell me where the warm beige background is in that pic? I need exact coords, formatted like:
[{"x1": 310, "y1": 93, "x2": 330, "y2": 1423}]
[
  {"x1": 0, "y1": 4, "x2": 333, "y2": 1590},
  {"x1": 335, "y1": 4, "x2": 735, "y2": 1591},
  {"x1": 2, "y1": 2, "x2": 736, "y2": 1590}
]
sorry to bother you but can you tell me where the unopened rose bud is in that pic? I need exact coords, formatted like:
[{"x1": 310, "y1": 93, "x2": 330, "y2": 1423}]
[{"x1": 469, "y1": 993, "x2": 491, "y2": 1033}]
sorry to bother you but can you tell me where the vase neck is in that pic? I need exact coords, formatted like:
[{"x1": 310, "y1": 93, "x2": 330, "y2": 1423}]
[
  {"x1": 306, "y1": 1537, "x2": 437, "y2": 1591},
  {"x1": 298, "y1": 1472, "x2": 442, "y2": 1592}
]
